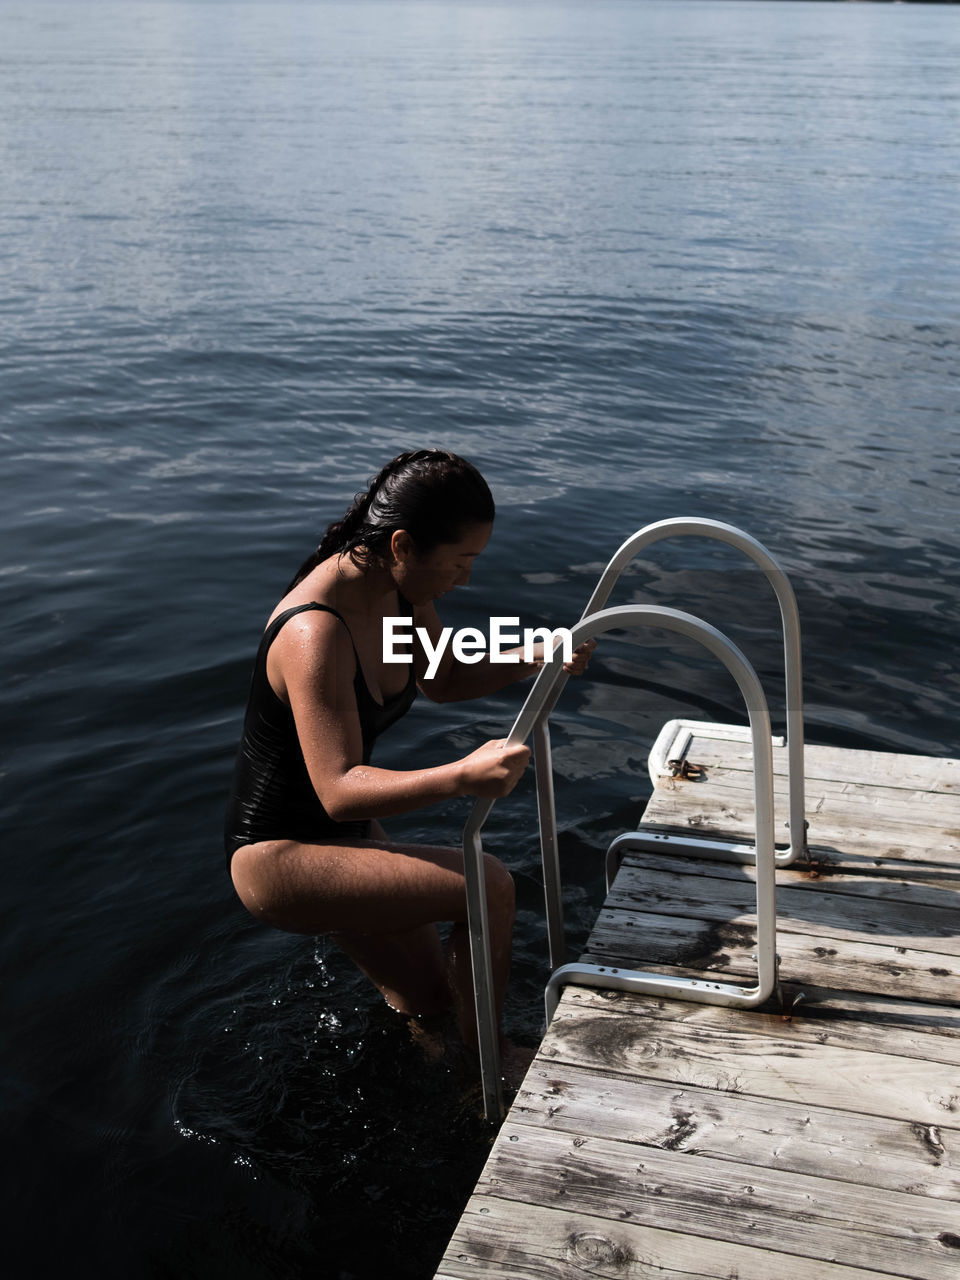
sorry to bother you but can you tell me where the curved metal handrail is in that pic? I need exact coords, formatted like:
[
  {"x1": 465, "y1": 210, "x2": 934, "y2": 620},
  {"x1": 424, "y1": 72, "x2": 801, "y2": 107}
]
[
  {"x1": 530, "y1": 518, "x2": 804, "y2": 986},
  {"x1": 585, "y1": 518, "x2": 806, "y2": 866},
  {"x1": 462, "y1": 605, "x2": 778, "y2": 1122}
]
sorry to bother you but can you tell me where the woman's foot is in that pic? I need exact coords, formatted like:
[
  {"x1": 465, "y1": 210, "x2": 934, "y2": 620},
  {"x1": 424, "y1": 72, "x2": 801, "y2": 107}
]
[{"x1": 407, "y1": 1009, "x2": 459, "y2": 1063}]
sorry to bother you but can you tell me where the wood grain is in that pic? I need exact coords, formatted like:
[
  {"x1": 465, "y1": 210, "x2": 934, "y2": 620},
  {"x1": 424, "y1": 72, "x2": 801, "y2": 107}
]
[{"x1": 436, "y1": 734, "x2": 960, "y2": 1280}]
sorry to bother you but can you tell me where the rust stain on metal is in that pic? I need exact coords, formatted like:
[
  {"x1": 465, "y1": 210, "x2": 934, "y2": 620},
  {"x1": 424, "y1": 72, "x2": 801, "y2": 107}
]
[{"x1": 667, "y1": 758, "x2": 708, "y2": 781}]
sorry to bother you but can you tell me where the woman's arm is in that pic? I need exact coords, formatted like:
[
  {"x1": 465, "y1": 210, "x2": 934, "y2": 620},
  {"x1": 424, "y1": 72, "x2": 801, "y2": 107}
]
[{"x1": 270, "y1": 610, "x2": 530, "y2": 821}]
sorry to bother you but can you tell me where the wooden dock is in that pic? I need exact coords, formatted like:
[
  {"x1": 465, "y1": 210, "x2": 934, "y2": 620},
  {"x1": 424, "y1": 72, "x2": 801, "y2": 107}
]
[{"x1": 436, "y1": 721, "x2": 960, "y2": 1279}]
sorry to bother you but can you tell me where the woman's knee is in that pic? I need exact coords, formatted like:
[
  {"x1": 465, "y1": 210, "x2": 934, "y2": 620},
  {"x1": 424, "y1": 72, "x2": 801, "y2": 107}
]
[
  {"x1": 482, "y1": 852, "x2": 516, "y2": 920},
  {"x1": 230, "y1": 842, "x2": 292, "y2": 927}
]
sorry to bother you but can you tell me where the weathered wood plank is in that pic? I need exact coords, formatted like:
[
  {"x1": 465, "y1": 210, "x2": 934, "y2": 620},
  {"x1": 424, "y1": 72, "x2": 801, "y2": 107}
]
[
  {"x1": 585, "y1": 904, "x2": 960, "y2": 1005},
  {"x1": 438, "y1": 1197, "x2": 896, "y2": 1280},
  {"x1": 618, "y1": 849, "x2": 960, "y2": 910},
  {"x1": 607, "y1": 861, "x2": 960, "y2": 953},
  {"x1": 509, "y1": 1060, "x2": 960, "y2": 1201},
  {"x1": 765, "y1": 983, "x2": 960, "y2": 1038},
  {"x1": 654, "y1": 766, "x2": 960, "y2": 829},
  {"x1": 554, "y1": 986, "x2": 960, "y2": 1063},
  {"x1": 541, "y1": 995, "x2": 960, "y2": 1126},
  {"x1": 664, "y1": 736, "x2": 959, "y2": 795},
  {"x1": 638, "y1": 805, "x2": 960, "y2": 868},
  {"x1": 467, "y1": 1124, "x2": 960, "y2": 1279},
  {"x1": 568, "y1": 948, "x2": 960, "y2": 1036},
  {"x1": 640, "y1": 769, "x2": 960, "y2": 866},
  {"x1": 438, "y1": 737, "x2": 960, "y2": 1280},
  {"x1": 624, "y1": 825, "x2": 959, "y2": 877}
]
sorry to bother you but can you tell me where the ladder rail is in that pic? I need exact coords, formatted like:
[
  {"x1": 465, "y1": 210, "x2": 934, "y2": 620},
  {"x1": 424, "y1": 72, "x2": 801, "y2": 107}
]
[
  {"x1": 530, "y1": 518, "x2": 804, "y2": 1020},
  {"x1": 582, "y1": 517, "x2": 806, "y2": 866},
  {"x1": 533, "y1": 519, "x2": 804, "y2": 880},
  {"x1": 462, "y1": 604, "x2": 778, "y2": 1122}
]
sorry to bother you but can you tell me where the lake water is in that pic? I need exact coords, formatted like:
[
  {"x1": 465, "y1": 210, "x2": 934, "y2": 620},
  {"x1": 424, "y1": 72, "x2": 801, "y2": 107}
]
[{"x1": 2, "y1": 1, "x2": 958, "y2": 1275}]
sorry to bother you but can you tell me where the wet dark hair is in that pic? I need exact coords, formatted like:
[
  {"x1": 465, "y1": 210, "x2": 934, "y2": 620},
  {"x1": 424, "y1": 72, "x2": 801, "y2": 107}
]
[{"x1": 287, "y1": 449, "x2": 495, "y2": 591}]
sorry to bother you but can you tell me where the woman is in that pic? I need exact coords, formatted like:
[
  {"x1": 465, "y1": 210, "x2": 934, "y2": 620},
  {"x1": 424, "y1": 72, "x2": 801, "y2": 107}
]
[{"x1": 224, "y1": 449, "x2": 591, "y2": 1076}]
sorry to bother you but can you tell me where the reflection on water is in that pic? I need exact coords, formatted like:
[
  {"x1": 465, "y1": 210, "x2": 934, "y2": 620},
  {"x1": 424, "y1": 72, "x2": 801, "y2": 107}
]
[{"x1": 2, "y1": 1, "x2": 959, "y2": 1276}]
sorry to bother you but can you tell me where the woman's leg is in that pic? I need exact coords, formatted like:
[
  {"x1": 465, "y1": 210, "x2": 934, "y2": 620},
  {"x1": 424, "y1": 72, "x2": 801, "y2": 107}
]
[
  {"x1": 332, "y1": 923, "x2": 452, "y2": 1019},
  {"x1": 229, "y1": 835, "x2": 516, "y2": 1050}
]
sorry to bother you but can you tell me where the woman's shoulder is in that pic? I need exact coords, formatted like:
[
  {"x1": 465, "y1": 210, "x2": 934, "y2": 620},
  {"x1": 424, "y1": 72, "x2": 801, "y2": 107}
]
[
  {"x1": 266, "y1": 593, "x2": 341, "y2": 628},
  {"x1": 264, "y1": 599, "x2": 357, "y2": 703},
  {"x1": 267, "y1": 598, "x2": 350, "y2": 648},
  {"x1": 267, "y1": 564, "x2": 352, "y2": 646},
  {"x1": 267, "y1": 560, "x2": 342, "y2": 625}
]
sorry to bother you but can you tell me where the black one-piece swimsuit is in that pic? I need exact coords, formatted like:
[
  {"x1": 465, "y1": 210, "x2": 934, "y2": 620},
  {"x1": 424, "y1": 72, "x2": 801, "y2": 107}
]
[{"x1": 223, "y1": 599, "x2": 418, "y2": 869}]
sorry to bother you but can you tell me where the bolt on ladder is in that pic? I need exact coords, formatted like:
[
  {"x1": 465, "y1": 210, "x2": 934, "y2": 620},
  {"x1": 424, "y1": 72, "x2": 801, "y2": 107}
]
[{"x1": 461, "y1": 520, "x2": 804, "y2": 1121}]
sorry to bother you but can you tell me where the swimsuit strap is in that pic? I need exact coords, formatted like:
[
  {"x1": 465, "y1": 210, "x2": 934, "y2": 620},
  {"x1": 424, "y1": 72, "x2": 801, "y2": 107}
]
[
  {"x1": 262, "y1": 598, "x2": 413, "y2": 706},
  {"x1": 262, "y1": 602, "x2": 363, "y2": 675}
]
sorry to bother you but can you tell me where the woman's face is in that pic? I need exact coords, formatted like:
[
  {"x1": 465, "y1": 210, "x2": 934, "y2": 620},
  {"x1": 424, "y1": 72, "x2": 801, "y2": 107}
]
[{"x1": 393, "y1": 522, "x2": 493, "y2": 605}]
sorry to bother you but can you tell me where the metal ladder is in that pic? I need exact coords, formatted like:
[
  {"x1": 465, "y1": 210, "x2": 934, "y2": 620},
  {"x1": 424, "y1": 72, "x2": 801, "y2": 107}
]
[{"x1": 461, "y1": 519, "x2": 805, "y2": 1121}]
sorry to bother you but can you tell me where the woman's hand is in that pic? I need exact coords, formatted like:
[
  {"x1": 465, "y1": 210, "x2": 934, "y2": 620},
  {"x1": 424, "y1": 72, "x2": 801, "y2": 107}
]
[
  {"x1": 562, "y1": 638, "x2": 595, "y2": 676},
  {"x1": 459, "y1": 739, "x2": 531, "y2": 798}
]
